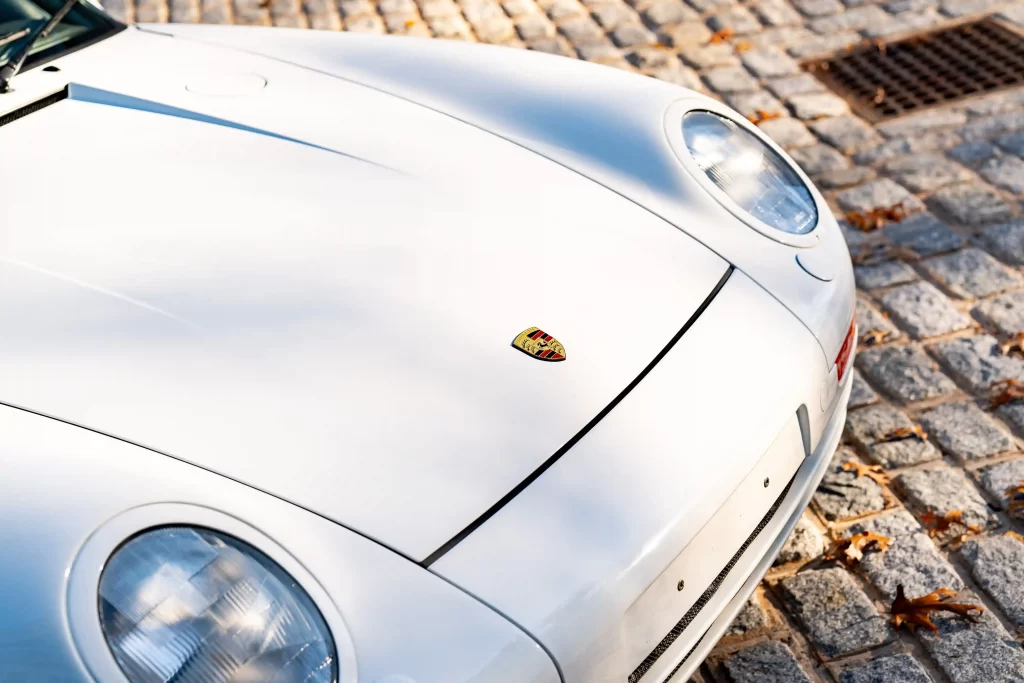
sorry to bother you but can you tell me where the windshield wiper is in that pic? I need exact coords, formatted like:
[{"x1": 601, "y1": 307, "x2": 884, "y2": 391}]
[
  {"x1": 0, "y1": 27, "x2": 32, "y2": 50},
  {"x1": 0, "y1": 0, "x2": 80, "y2": 93}
]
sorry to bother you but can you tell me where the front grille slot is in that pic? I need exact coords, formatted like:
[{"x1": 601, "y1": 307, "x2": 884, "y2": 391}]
[
  {"x1": 0, "y1": 86, "x2": 67, "y2": 129},
  {"x1": 627, "y1": 479, "x2": 794, "y2": 683}
]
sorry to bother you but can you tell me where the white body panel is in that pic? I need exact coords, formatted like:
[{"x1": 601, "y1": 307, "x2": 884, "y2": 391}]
[
  {"x1": 0, "y1": 28, "x2": 730, "y2": 561},
  {"x1": 0, "y1": 404, "x2": 559, "y2": 683},
  {"x1": 0, "y1": 20, "x2": 856, "y2": 683},
  {"x1": 143, "y1": 23, "x2": 857, "y2": 365},
  {"x1": 433, "y1": 272, "x2": 848, "y2": 682}
]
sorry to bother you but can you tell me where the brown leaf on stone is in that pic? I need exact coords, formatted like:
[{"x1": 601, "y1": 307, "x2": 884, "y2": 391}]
[
  {"x1": 1005, "y1": 530, "x2": 1024, "y2": 543},
  {"x1": 890, "y1": 585, "x2": 983, "y2": 633},
  {"x1": 999, "y1": 332, "x2": 1024, "y2": 357},
  {"x1": 879, "y1": 424, "x2": 928, "y2": 444},
  {"x1": 860, "y1": 328, "x2": 891, "y2": 346},
  {"x1": 824, "y1": 531, "x2": 892, "y2": 567},
  {"x1": 988, "y1": 379, "x2": 1024, "y2": 408},
  {"x1": 920, "y1": 509, "x2": 982, "y2": 537},
  {"x1": 747, "y1": 109, "x2": 783, "y2": 124},
  {"x1": 850, "y1": 243, "x2": 920, "y2": 266},
  {"x1": 845, "y1": 202, "x2": 908, "y2": 232},
  {"x1": 735, "y1": 40, "x2": 752, "y2": 52},
  {"x1": 841, "y1": 460, "x2": 890, "y2": 486},
  {"x1": 707, "y1": 27, "x2": 734, "y2": 43},
  {"x1": 1006, "y1": 481, "x2": 1024, "y2": 518}
]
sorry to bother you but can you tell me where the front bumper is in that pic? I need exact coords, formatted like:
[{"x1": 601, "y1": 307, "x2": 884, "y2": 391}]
[
  {"x1": 431, "y1": 269, "x2": 852, "y2": 683},
  {"x1": 635, "y1": 370, "x2": 850, "y2": 682}
]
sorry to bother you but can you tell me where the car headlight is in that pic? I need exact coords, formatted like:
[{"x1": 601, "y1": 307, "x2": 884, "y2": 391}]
[
  {"x1": 98, "y1": 526, "x2": 337, "y2": 683},
  {"x1": 682, "y1": 110, "x2": 818, "y2": 235}
]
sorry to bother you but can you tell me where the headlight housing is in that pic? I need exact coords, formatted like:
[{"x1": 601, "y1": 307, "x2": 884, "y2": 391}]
[
  {"x1": 98, "y1": 526, "x2": 337, "y2": 683},
  {"x1": 682, "y1": 110, "x2": 818, "y2": 236}
]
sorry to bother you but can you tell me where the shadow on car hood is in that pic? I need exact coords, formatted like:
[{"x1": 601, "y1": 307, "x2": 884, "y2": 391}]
[{"x1": 0, "y1": 29, "x2": 729, "y2": 560}]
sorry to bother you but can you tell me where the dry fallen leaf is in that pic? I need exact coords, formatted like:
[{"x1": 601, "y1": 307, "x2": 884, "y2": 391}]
[
  {"x1": 988, "y1": 379, "x2": 1024, "y2": 408},
  {"x1": 920, "y1": 509, "x2": 982, "y2": 538},
  {"x1": 860, "y1": 328, "x2": 891, "y2": 346},
  {"x1": 404, "y1": 18, "x2": 416, "y2": 27},
  {"x1": 841, "y1": 460, "x2": 890, "y2": 486},
  {"x1": 890, "y1": 585, "x2": 983, "y2": 632},
  {"x1": 824, "y1": 531, "x2": 892, "y2": 567},
  {"x1": 880, "y1": 424, "x2": 928, "y2": 444},
  {"x1": 708, "y1": 27, "x2": 734, "y2": 43},
  {"x1": 735, "y1": 40, "x2": 752, "y2": 52},
  {"x1": 1005, "y1": 530, "x2": 1024, "y2": 543},
  {"x1": 1006, "y1": 481, "x2": 1024, "y2": 518},
  {"x1": 999, "y1": 332, "x2": 1024, "y2": 357},
  {"x1": 747, "y1": 109, "x2": 783, "y2": 124},
  {"x1": 845, "y1": 202, "x2": 909, "y2": 232}
]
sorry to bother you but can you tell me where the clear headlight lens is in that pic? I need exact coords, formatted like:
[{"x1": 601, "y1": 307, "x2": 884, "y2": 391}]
[
  {"x1": 683, "y1": 110, "x2": 818, "y2": 235},
  {"x1": 98, "y1": 526, "x2": 337, "y2": 683}
]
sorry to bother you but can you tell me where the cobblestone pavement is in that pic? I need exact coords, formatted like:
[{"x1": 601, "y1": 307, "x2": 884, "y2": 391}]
[{"x1": 102, "y1": 0, "x2": 1024, "y2": 676}]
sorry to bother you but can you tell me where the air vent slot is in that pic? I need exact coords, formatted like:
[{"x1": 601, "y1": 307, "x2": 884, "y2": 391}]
[{"x1": 0, "y1": 86, "x2": 67, "y2": 128}]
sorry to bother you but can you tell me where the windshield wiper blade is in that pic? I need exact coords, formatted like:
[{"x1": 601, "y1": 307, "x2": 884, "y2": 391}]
[
  {"x1": 0, "y1": 0, "x2": 79, "y2": 93},
  {"x1": 0, "y1": 27, "x2": 32, "y2": 50}
]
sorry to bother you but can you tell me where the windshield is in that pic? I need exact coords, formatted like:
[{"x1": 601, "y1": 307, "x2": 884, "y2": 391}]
[{"x1": 0, "y1": 0, "x2": 120, "y2": 72}]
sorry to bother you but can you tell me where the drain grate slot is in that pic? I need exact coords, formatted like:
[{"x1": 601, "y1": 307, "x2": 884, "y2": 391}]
[{"x1": 806, "y1": 19, "x2": 1024, "y2": 122}]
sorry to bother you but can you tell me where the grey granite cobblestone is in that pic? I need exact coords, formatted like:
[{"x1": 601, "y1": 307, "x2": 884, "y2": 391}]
[
  {"x1": 878, "y1": 281, "x2": 972, "y2": 339},
  {"x1": 920, "y1": 248, "x2": 1023, "y2": 300},
  {"x1": 857, "y1": 345, "x2": 958, "y2": 404},
  {"x1": 724, "y1": 594, "x2": 771, "y2": 636},
  {"x1": 813, "y1": 449, "x2": 887, "y2": 521},
  {"x1": 918, "y1": 593, "x2": 1024, "y2": 683},
  {"x1": 849, "y1": 509, "x2": 965, "y2": 600},
  {"x1": 838, "y1": 179, "x2": 923, "y2": 214},
  {"x1": 961, "y1": 536, "x2": 1024, "y2": 628},
  {"x1": 779, "y1": 567, "x2": 892, "y2": 658},
  {"x1": 929, "y1": 182, "x2": 1016, "y2": 225},
  {"x1": 776, "y1": 513, "x2": 826, "y2": 563},
  {"x1": 810, "y1": 115, "x2": 881, "y2": 154},
  {"x1": 882, "y1": 213, "x2": 963, "y2": 257},
  {"x1": 896, "y1": 467, "x2": 996, "y2": 530},
  {"x1": 918, "y1": 401, "x2": 1014, "y2": 462},
  {"x1": 882, "y1": 153, "x2": 972, "y2": 193},
  {"x1": 979, "y1": 219, "x2": 1024, "y2": 265},
  {"x1": 850, "y1": 368, "x2": 880, "y2": 408},
  {"x1": 788, "y1": 92, "x2": 851, "y2": 120},
  {"x1": 930, "y1": 335, "x2": 1024, "y2": 393},
  {"x1": 976, "y1": 457, "x2": 1024, "y2": 511},
  {"x1": 839, "y1": 654, "x2": 935, "y2": 683},
  {"x1": 757, "y1": 117, "x2": 817, "y2": 148},
  {"x1": 856, "y1": 297, "x2": 901, "y2": 342},
  {"x1": 724, "y1": 641, "x2": 813, "y2": 683},
  {"x1": 846, "y1": 403, "x2": 940, "y2": 467},
  {"x1": 854, "y1": 260, "x2": 917, "y2": 290}
]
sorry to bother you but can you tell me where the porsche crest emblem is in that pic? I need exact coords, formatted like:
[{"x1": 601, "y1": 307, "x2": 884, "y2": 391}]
[{"x1": 512, "y1": 327, "x2": 566, "y2": 362}]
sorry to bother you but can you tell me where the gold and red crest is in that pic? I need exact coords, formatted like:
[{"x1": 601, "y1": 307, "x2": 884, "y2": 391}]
[{"x1": 512, "y1": 327, "x2": 566, "y2": 362}]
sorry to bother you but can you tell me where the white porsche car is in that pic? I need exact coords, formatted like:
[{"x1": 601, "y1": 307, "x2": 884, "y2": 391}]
[{"x1": 0, "y1": 1, "x2": 856, "y2": 681}]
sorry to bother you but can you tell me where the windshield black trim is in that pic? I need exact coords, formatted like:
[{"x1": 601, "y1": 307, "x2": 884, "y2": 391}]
[
  {"x1": 20, "y1": 20, "x2": 125, "y2": 74},
  {"x1": 421, "y1": 265, "x2": 735, "y2": 568}
]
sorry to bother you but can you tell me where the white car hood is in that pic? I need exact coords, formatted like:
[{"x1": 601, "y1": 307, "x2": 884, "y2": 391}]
[{"x1": 0, "y1": 28, "x2": 729, "y2": 560}]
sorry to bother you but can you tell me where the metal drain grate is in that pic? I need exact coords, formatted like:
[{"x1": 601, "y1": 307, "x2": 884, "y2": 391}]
[{"x1": 806, "y1": 19, "x2": 1024, "y2": 122}]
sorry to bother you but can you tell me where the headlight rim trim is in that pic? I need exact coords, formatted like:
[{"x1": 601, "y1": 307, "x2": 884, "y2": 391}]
[
  {"x1": 664, "y1": 97, "x2": 826, "y2": 249},
  {"x1": 65, "y1": 502, "x2": 358, "y2": 683}
]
